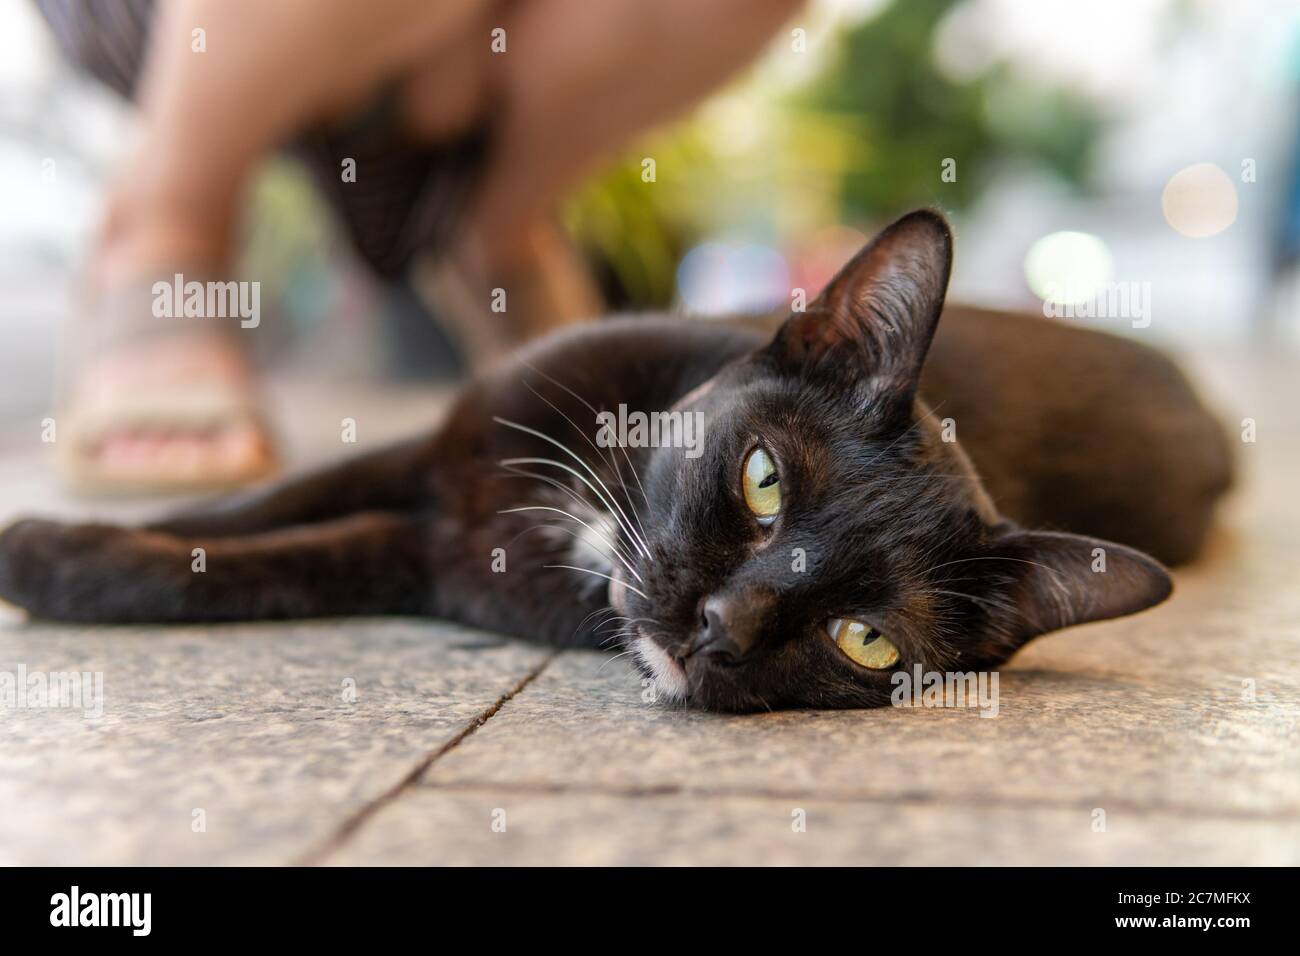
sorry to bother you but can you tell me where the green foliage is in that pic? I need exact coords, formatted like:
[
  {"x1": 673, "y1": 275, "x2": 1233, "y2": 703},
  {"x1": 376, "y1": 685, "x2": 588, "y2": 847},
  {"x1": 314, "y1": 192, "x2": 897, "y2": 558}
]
[
  {"x1": 802, "y1": 0, "x2": 1102, "y2": 217},
  {"x1": 564, "y1": 0, "x2": 1105, "y2": 307}
]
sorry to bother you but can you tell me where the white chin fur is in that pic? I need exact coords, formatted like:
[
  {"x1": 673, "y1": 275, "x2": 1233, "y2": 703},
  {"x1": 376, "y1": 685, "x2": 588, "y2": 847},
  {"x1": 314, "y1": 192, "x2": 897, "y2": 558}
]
[{"x1": 632, "y1": 634, "x2": 688, "y2": 703}]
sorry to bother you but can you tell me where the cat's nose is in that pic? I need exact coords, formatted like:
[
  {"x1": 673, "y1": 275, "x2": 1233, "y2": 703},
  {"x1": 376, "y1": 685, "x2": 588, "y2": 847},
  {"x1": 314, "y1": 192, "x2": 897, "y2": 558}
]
[{"x1": 692, "y1": 592, "x2": 769, "y2": 660}]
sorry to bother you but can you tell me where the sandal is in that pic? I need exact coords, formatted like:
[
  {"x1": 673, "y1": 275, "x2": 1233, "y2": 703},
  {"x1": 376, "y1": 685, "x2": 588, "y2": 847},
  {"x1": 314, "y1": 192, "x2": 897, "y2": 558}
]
[{"x1": 54, "y1": 275, "x2": 278, "y2": 496}]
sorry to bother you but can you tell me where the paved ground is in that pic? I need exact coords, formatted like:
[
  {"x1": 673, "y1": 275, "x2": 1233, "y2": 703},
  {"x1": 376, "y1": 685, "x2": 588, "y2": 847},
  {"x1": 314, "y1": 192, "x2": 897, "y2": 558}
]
[{"x1": 1, "y1": 353, "x2": 1296, "y2": 865}]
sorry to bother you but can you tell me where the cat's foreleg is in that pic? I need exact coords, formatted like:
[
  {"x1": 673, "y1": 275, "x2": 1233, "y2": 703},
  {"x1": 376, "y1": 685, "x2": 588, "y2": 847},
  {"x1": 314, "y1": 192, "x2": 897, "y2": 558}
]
[
  {"x1": 0, "y1": 510, "x2": 435, "y2": 623},
  {"x1": 145, "y1": 436, "x2": 436, "y2": 537}
]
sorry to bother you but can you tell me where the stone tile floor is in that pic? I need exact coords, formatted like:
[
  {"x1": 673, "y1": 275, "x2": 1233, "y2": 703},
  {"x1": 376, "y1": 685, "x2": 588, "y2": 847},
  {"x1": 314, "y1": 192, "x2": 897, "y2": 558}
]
[{"x1": 0, "y1": 355, "x2": 1296, "y2": 865}]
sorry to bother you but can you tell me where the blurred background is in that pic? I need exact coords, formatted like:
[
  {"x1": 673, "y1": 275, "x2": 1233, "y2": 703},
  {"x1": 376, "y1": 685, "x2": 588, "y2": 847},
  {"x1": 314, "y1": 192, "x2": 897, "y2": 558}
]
[{"x1": 2, "y1": 0, "x2": 1298, "y2": 425}]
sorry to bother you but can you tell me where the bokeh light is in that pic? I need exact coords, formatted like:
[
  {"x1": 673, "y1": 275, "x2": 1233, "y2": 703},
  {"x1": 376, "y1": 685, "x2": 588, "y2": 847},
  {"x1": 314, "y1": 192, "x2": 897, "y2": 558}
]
[
  {"x1": 1161, "y1": 162, "x2": 1238, "y2": 238},
  {"x1": 676, "y1": 241, "x2": 789, "y2": 316},
  {"x1": 1023, "y1": 231, "x2": 1115, "y2": 305}
]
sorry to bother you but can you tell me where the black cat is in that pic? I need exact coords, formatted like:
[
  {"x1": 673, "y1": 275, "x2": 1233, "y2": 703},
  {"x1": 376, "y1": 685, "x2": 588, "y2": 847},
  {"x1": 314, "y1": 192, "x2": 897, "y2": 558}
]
[{"x1": 0, "y1": 211, "x2": 1232, "y2": 711}]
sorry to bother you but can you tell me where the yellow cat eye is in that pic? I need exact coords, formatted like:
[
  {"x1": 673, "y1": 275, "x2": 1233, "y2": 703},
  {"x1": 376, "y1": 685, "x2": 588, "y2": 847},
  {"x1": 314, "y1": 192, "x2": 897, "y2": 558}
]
[
  {"x1": 742, "y1": 447, "x2": 781, "y2": 525},
  {"x1": 827, "y1": 618, "x2": 900, "y2": 670}
]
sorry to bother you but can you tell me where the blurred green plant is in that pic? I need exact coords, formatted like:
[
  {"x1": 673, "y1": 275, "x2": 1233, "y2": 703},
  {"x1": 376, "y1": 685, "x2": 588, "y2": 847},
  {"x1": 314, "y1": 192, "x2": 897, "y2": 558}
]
[
  {"x1": 564, "y1": 0, "x2": 1104, "y2": 308},
  {"x1": 806, "y1": 0, "x2": 1102, "y2": 216}
]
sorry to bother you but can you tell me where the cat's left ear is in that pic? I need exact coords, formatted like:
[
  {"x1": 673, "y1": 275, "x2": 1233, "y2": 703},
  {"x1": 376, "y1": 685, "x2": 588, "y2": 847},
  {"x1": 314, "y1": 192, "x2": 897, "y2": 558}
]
[
  {"x1": 987, "y1": 529, "x2": 1173, "y2": 653},
  {"x1": 766, "y1": 209, "x2": 953, "y2": 402}
]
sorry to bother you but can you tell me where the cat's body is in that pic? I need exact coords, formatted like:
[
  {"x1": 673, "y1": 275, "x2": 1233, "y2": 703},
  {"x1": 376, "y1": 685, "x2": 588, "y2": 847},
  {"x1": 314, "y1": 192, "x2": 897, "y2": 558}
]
[
  {"x1": 919, "y1": 305, "x2": 1231, "y2": 564},
  {"x1": 0, "y1": 213, "x2": 1232, "y2": 710}
]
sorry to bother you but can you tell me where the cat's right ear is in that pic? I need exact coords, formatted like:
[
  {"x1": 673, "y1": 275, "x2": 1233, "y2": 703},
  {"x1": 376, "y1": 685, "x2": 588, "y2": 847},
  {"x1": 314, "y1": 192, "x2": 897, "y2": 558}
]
[
  {"x1": 987, "y1": 528, "x2": 1173, "y2": 650},
  {"x1": 764, "y1": 209, "x2": 953, "y2": 407}
]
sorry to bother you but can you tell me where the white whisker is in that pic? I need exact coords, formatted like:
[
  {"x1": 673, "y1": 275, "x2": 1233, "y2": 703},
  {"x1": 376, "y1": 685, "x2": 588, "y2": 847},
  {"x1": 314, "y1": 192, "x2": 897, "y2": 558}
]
[
  {"x1": 929, "y1": 588, "x2": 1008, "y2": 612},
  {"x1": 499, "y1": 506, "x2": 643, "y2": 583},
  {"x1": 499, "y1": 467, "x2": 619, "y2": 538},
  {"x1": 519, "y1": 362, "x2": 652, "y2": 509},
  {"x1": 494, "y1": 415, "x2": 654, "y2": 560},
  {"x1": 499, "y1": 451, "x2": 650, "y2": 560},
  {"x1": 860, "y1": 399, "x2": 949, "y2": 472},
  {"x1": 599, "y1": 650, "x2": 635, "y2": 673},
  {"x1": 581, "y1": 606, "x2": 622, "y2": 632},
  {"x1": 543, "y1": 564, "x2": 649, "y2": 600},
  {"x1": 521, "y1": 380, "x2": 653, "y2": 547}
]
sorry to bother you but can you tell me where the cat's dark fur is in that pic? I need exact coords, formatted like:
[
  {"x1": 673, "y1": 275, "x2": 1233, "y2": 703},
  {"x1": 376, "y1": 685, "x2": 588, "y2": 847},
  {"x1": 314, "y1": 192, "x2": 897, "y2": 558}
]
[{"x1": 0, "y1": 211, "x2": 1232, "y2": 710}]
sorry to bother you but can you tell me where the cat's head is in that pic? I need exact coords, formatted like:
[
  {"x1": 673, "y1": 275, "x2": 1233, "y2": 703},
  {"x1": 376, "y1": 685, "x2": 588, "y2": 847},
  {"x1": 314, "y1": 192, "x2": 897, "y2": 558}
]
[{"x1": 614, "y1": 209, "x2": 1171, "y2": 711}]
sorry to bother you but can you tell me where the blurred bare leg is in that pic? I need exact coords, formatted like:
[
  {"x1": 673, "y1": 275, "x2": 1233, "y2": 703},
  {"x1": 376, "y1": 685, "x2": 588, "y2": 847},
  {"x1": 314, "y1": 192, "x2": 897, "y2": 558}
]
[
  {"x1": 460, "y1": 0, "x2": 803, "y2": 272},
  {"x1": 70, "y1": 0, "x2": 800, "y2": 489},
  {"x1": 403, "y1": 0, "x2": 801, "y2": 357},
  {"x1": 73, "y1": 0, "x2": 488, "y2": 490}
]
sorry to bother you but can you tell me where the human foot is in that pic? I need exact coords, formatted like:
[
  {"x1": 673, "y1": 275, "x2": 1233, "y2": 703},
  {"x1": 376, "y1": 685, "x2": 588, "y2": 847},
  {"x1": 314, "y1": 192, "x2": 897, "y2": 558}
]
[{"x1": 58, "y1": 316, "x2": 275, "y2": 495}]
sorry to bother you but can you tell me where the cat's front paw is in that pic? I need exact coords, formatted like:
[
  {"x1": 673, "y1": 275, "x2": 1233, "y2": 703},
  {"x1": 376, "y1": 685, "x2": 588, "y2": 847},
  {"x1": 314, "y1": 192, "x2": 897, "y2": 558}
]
[
  {"x1": 0, "y1": 518, "x2": 123, "y2": 619},
  {"x1": 0, "y1": 518, "x2": 57, "y2": 611}
]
